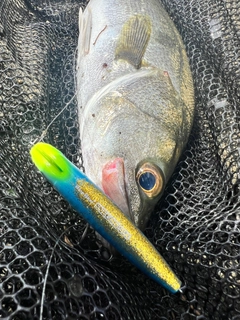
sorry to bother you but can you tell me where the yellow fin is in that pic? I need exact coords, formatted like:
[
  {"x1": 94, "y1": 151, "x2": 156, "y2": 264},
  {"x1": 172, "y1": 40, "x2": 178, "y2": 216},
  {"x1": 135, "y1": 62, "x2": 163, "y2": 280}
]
[{"x1": 115, "y1": 15, "x2": 151, "y2": 69}]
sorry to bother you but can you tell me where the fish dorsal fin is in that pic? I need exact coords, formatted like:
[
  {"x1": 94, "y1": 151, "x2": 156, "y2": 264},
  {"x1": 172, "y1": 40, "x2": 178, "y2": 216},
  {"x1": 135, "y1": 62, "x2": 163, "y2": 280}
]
[
  {"x1": 115, "y1": 14, "x2": 151, "y2": 69},
  {"x1": 78, "y1": 6, "x2": 92, "y2": 56}
]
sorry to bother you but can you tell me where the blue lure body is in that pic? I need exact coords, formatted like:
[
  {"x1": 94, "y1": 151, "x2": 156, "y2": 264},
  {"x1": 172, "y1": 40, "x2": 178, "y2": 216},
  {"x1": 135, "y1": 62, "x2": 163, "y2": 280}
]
[{"x1": 30, "y1": 142, "x2": 181, "y2": 293}]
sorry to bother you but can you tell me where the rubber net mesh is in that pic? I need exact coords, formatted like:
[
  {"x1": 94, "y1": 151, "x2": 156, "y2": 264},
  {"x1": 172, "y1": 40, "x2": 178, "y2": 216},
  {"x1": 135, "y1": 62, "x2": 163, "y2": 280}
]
[{"x1": 0, "y1": 0, "x2": 240, "y2": 319}]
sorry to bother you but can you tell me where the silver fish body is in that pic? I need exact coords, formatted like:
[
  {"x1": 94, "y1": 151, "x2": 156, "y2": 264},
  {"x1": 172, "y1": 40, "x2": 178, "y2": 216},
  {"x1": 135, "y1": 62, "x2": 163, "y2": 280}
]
[{"x1": 77, "y1": 0, "x2": 194, "y2": 230}]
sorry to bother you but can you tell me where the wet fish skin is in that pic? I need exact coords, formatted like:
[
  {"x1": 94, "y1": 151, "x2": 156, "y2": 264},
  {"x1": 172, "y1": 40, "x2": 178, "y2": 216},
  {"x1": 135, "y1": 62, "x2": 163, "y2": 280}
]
[
  {"x1": 30, "y1": 142, "x2": 181, "y2": 293},
  {"x1": 77, "y1": 0, "x2": 194, "y2": 229}
]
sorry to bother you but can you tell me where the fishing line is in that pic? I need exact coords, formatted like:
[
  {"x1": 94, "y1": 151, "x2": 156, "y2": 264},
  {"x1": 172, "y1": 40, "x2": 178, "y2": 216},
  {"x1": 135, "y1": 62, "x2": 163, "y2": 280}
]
[
  {"x1": 31, "y1": 45, "x2": 79, "y2": 147},
  {"x1": 32, "y1": 46, "x2": 85, "y2": 320},
  {"x1": 39, "y1": 228, "x2": 69, "y2": 320},
  {"x1": 28, "y1": 12, "x2": 87, "y2": 319},
  {"x1": 39, "y1": 223, "x2": 89, "y2": 320},
  {"x1": 31, "y1": 92, "x2": 77, "y2": 146}
]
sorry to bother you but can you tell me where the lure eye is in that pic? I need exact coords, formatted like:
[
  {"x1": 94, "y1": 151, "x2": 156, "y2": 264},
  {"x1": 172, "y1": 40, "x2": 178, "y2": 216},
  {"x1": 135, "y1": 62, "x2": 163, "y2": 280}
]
[{"x1": 136, "y1": 163, "x2": 164, "y2": 198}]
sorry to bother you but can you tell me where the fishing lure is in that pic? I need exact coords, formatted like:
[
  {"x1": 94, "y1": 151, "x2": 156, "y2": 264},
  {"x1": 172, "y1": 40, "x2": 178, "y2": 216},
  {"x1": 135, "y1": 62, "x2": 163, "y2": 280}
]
[{"x1": 30, "y1": 142, "x2": 181, "y2": 293}]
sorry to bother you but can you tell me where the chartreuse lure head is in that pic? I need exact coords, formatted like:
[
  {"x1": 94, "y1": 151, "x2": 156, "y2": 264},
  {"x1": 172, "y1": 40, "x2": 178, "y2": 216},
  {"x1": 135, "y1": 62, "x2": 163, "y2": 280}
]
[
  {"x1": 30, "y1": 142, "x2": 72, "y2": 181},
  {"x1": 30, "y1": 142, "x2": 181, "y2": 293}
]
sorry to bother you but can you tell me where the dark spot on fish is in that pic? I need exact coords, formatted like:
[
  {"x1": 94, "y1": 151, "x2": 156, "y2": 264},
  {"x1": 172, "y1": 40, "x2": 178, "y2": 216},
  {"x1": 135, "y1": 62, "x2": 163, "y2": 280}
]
[
  {"x1": 119, "y1": 132, "x2": 121, "y2": 134},
  {"x1": 103, "y1": 63, "x2": 108, "y2": 68},
  {"x1": 92, "y1": 114, "x2": 95, "y2": 117}
]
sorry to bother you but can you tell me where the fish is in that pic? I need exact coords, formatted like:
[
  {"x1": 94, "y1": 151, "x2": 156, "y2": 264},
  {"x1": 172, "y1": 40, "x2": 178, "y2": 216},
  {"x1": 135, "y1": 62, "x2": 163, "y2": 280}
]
[
  {"x1": 76, "y1": 0, "x2": 194, "y2": 230},
  {"x1": 30, "y1": 142, "x2": 181, "y2": 293}
]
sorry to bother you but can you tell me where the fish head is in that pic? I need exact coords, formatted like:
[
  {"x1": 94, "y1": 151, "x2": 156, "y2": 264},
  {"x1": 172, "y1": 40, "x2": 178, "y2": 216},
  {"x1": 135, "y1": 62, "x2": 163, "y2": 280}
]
[
  {"x1": 101, "y1": 156, "x2": 166, "y2": 229},
  {"x1": 81, "y1": 69, "x2": 188, "y2": 231}
]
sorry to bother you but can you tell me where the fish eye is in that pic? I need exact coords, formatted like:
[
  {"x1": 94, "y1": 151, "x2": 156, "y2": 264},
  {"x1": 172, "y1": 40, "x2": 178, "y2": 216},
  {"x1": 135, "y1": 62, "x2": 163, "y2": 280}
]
[
  {"x1": 138, "y1": 172, "x2": 156, "y2": 191},
  {"x1": 136, "y1": 163, "x2": 164, "y2": 198}
]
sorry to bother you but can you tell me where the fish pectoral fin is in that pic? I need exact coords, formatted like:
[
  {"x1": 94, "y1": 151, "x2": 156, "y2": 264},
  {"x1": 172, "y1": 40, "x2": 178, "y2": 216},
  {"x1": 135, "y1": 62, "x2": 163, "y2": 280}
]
[
  {"x1": 115, "y1": 15, "x2": 152, "y2": 69},
  {"x1": 78, "y1": 6, "x2": 92, "y2": 56}
]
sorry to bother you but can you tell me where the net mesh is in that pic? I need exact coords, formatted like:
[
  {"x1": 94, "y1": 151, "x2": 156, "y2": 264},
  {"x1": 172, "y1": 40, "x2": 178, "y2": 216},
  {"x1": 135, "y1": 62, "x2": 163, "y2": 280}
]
[{"x1": 1, "y1": 0, "x2": 240, "y2": 319}]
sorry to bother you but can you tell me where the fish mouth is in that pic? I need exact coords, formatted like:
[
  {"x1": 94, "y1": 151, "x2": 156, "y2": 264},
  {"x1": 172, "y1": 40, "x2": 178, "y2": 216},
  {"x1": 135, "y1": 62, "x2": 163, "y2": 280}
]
[{"x1": 101, "y1": 158, "x2": 132, "y2": 221}]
